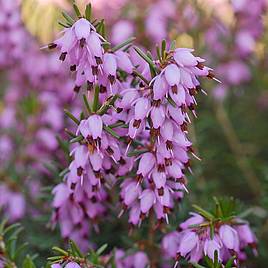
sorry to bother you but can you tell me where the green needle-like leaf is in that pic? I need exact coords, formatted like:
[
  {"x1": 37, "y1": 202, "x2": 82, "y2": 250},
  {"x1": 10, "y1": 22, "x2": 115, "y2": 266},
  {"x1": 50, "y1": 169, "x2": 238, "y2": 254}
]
[
  {"x1": 85, "y1": 4, "x2": 92, "y2": 21},
  {"x1": 127, "y1": 149, "x2": 149, "y2": 157},
  {"x1": 64, "y1": 109, "x2": 80, "y2": 125},
  {"x1": 73, "y1": 4, "x2": 82, "y2": 18},
  {"x1": 70, "y1": 135, "x2": 84, "y2": 144},
  {"x1": 103, "y1": 126, "x2": 120, "y2": 139},
  {"x1": 192, "y1": 204, "x2": 215, "y2": 220},
  {"x1": 70, "y1": 240, "x2": 83, "y2": 257},
  {"x1": 111, "y1": 37, "x2": 136, "y2": 52},
  {"x1": 52, "y1": 246, "x2": 69, "y2": 256},
  {"x1": 134, "y1": 46, "x2": 157, "y2": 71},
  {"x1": 96, "y1": 244, "x2": 108, "y2": 256},
  {"x1": 61, "y1": 12, "x2": 75, "y2": 25},
  {"x1": 83, "y1": 94, "x2": 92, "y2": 114}
]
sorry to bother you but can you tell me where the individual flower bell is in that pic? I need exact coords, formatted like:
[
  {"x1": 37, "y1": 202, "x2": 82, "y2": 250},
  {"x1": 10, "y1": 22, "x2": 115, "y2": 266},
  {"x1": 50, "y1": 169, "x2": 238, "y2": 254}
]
[
  {"x1": 139, "y1": 189, "x2": 156, "y2": 214},
  {"x1": 162, "y1": 231, "x2": 181, "y2": 258},
  {"x1": 174, "y1": 48, "x2": 198, "y2": 67},
  {"x1": 178, "y1": 231, "x2": 199, "y2": 257},
  {"x1": 219, "y1": 225, "x2": 239, "y2": 251},
  {"x1": 115, "y1": 50, "x2": 134, "y2": 74},
  {"x1": 103, "y1": 53, "x2": 117, "y2": 84},
  {"x1": 204, "y1": 238, "x2": 222, "y2": 261},
  {"x1": 48, "y1": 18, "x2": 104, "y2": 91},
  {"x1": 164, "y1": 64, "x2": 181, "y2": 88}
]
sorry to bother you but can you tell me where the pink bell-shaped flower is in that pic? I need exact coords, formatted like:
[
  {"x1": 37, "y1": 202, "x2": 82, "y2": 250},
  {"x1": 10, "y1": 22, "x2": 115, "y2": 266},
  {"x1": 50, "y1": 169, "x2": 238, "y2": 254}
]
[
  {"x1": 174, "y1": 48, "x2": 197, "y2": 67},
  {"x1": 164, "y1": 64, "x2": 180, "y2": 86},
  {"x1": 178, "y1": 231, "x2": 199, "y2": 257},
  {"x1": 139, "y1": 189, "x2": 156, "y2": 214},
  {"x1": 88, "y1": 114, "x2": 103, "y2": 140},
  {"x1": 74, "y1": 18, "x2": 91, "y2": 40}
]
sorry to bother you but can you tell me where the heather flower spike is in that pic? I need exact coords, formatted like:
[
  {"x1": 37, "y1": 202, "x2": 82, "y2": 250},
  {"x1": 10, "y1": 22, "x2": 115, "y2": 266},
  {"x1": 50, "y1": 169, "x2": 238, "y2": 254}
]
[
  {"x1": 47, "y1": 5, "x2": 136, "y2": 94},
  {"x1": 115, "y1": 40, "x2": 218, "y2": 224}
]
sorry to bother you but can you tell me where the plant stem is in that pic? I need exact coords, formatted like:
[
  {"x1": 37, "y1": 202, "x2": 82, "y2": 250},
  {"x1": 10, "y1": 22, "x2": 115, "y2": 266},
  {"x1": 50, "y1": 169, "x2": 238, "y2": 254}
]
[
  {"x1": 83, "y1": 94, "x2": 92, "y2": 114},
  {"x1": 97, "y1": 94, "x2": 119, "y2": 115},
  {"x1": 214, "y1": 101, "x2": 261, "y2": 198},
  {"x1": 132, "y1": 70, "x2": 150, "y2": 85}
]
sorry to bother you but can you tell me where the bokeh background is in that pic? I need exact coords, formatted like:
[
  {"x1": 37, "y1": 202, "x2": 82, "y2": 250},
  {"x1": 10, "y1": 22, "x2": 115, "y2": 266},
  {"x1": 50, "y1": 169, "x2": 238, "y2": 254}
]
[{"x1": 0, "y1": 0, "x2": 268, "y2": 267}]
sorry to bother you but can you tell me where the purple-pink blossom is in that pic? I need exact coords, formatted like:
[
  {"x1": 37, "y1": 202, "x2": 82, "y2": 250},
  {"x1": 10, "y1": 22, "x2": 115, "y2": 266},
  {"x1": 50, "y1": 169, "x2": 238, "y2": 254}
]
[{"x1": 162, "y1": 212, "x2": 257, "y2": 264}]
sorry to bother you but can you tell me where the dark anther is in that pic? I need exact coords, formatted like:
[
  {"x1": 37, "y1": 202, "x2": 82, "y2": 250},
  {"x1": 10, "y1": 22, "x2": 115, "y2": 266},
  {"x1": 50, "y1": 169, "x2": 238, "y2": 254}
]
[
  {"x1": 92, "y1": 66, "x2": 98, "y2": 75},
  {"x1": 95, "y1": 57, "x2": 102, "y2": 65},
  {"x1": 157, "y1": 164, "x2": 165, "y2": 172},
  {"x1": 74, "y1": 86, "x2": 81, "y2": 93},
  {"x1": 59, "y1": 52, "x2": 67, "y2": 61},
  {"x1": 108, "y1": 75, "x2": 116, "y2": 84},
  {"x1": 87, "y1": 81, "x2": 93, "y2": 91},
  {"x1": 165, "y1": 158, "x2": 172, "y2": 166},
  {"x1": 180, "y1": 122, "x2": 188, "y2": 131},
  {"x1": 70, "y1": 65, "x2": 76, "y2": 72},
  {"x1": 196, "y1": 62, "x2": 204, "y2": 69},
  {"x1": 189, "y1": 87, "x2": 197, "y2": 96},
  {"x1": 158, "y1": 187, "x2": 164, "y2": 196},
  {"x1": 171, "y1": 85, "x2": 178, "y2": 94},
  {"x1": 80, "y1": 38, "x2": 86, "y2": 48},
  {"x1": 77, "y1": 167, "x2": 83, "y2": 176},
  {"x1": 166, "y1": 140, "x2": 173, "y2": 150},
  {"x1": 119, "y1": 157, "x2": 126, "y2": 165},
  {"x1": 48, "y1": 43, "x2": 57, "y2": 49},
  {"x1": 133, "y1": 119, "x2": 141, "y2": 128},
  {"x1": 100, "y1": 85, "x2": 107, "y2": 93}
]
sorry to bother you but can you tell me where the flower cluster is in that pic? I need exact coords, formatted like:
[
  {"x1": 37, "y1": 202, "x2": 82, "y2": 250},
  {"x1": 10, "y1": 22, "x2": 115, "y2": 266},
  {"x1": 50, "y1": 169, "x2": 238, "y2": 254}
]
[
  {"x1": 118, "y1": 47, "x2": 214, "y2": 225},
  {"x1": 162, "y1": 212, "x2": 257, "y2": 265},
  {"x1": 49, "y1": 18, "x2": 134, "y2": 94}
]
